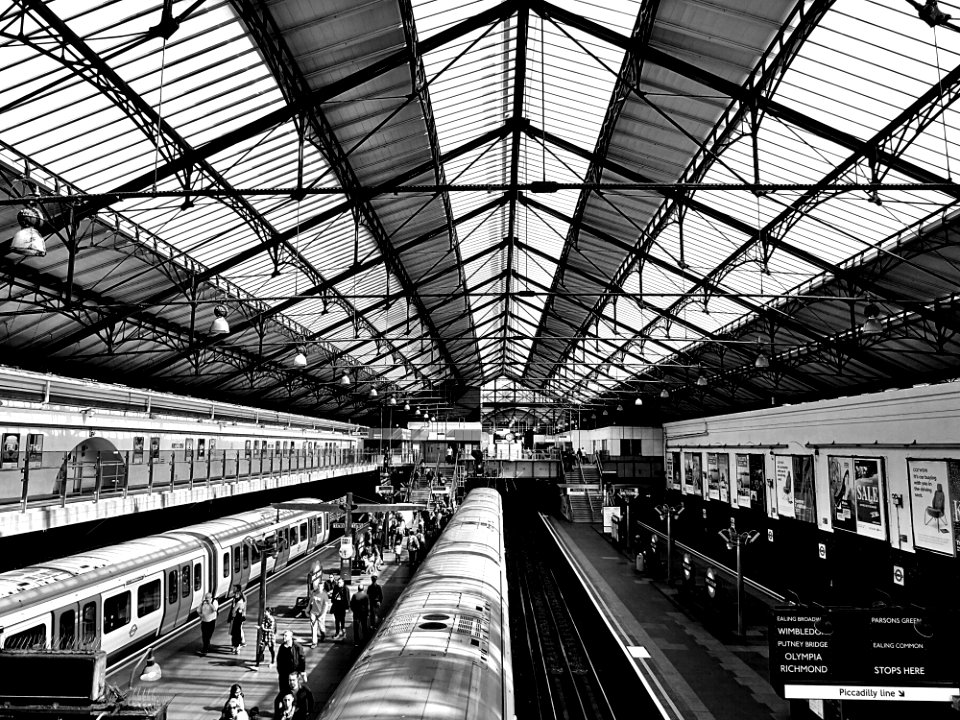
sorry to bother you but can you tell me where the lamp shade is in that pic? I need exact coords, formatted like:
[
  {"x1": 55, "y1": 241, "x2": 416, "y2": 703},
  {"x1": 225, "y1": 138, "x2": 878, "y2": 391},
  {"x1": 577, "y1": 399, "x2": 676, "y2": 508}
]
[
  {"x1": 660, "y1": 388, "x2": 670, "y2": 399},
  {"x1": 369, "y1": 387, "x2": 378, "y2": 398},
  {"x1": 862, "y1": 303, "x2": 883, "y2": 335},
  {"x1": 10, "y1": 204, "x2": 46, "y2": 257},
  {"x1": 754, "y1": 353, "x2": 770, "y2": 369},
  {"x1": 389, "y1": 396, "x2": 397, "y2": 406},
  {"x1": 635, "y1": 396, "x2": 643, "y2": 406},
  {"x1": 292, "y1": 349, "x2": 307, "y2": 367},
  {"x1": 403, "y1": 402, "x2": 410, "y2": 411},
  {"x1": 340, "y1": 371, "x2": 352, "y2": 385},
  {"x1": 697, "y1": 374, "x2": 708, "y2": 386},
  {"x1": 209, "y1": 304, "x2": 230, "y2": 335}
]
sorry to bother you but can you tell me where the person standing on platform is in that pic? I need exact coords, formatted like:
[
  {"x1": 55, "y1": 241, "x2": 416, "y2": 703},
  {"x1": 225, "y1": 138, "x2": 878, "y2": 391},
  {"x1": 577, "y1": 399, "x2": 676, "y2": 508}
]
[
  {"x1": 276, "y1": 693, "x2": 297, "y2": 720},
  {"x1": 330, "y1": 576, "x2": 349, "y2": 640},
  {"x1": 274, "y1": 672, "x2": 314, "y2": 720},
  {"x1": 256, "y1": 606, "x2": 277, "y2": 669},
  {"x1": 309, "y1": 582, "x2": 329, "y2": 646},
  {"x1": 576, "y1": 447, "x2": 585, "y2": 465},
  {"x1": 275, "y1": 630, "x2": 305, "y2": 693},
  {"x1": 407, "y1": 529, "x2": 421, "y2": 567},
  {"x1": 350, "y1": 584, "x2": 370, "y2": 646},
  {"x1": 198, "y1": 592, "x2": 218, "y2": 656},
  {"x1": 368, "y1": 575, "x2": 383, "y2": 630},
  {"x1": 229, "y1": 586, "x2": 246, "y2": 654},
  {"x1": 445, "y1": 445, "x2": 453, "y2": 463}
]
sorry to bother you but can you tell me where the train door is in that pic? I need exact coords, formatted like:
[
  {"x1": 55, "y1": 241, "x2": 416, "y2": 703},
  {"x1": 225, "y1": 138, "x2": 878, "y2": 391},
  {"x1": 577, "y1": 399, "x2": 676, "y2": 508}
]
[
  {"x1": 159, "y1": 564, "x2": 181, "y2": 635},
  {"x1": 306, "y1": 517, "x2": 317, "y2": 552},
  {"x1": 229, "y1": 544, "x2": 241, "y2": 592},
  {"x1": 53, "y1": 603, "x2": 78, "y2": 649},
  {"x1": 78, "y1": 595, "x2": 100, "y2": 651},
  {"x1": 274, "y1": 528, "x2": 291, "y2": 570},
  {"x1": 238, "y1": 543, "x2": 251, "y2": 588},
  {"x1": 175, "y1": 563, "x2": 192, "y2": 626}
]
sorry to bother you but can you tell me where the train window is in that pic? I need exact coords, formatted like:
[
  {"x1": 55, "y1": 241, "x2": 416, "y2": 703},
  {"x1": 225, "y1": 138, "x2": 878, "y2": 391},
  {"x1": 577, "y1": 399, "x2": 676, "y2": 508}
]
[
  {"x1": 290, "y1": 526, "x2": 298, "y2": 545},
  {"x1": 104, "y1": 592, "x2": 131, "y2": 633},
  {"x1": 274, "y1": 441, "x2": 281, "y2": 456},
  {"x1": 168, "y1": 570, "x2": 178, "y2": 604},
  {"x1": 233, "y1": 546, "x2": 240, "y2": 573},
  {"x1": 194, "y1": 563, "x2": 202, "y2": 592},
  {"x1": 222, "y1": 552, "x2": 229, "y2": 578},
  {"x1": 3, "y1": 624, "x2": 45, "y2": 649},
  {"x1": 138, "y1": 580, "x2": 161, "y2": 617},
  {"x1": 282, "y1": 441, "x2": 288, "y2": 456},
  {"x1": 81, "y1": 602, "x2": 97, "y2": 645},
  {"x1": 180, "y1": 566, "x2": 190, "y2": 599},
  {"x1": 300, "y1": 522, "x2": 307, "y2": 541},
  {"x1": 251, "y1": 541, "x2": 261, "y2": 564},
  {"x1": 242, "y1": 544, "x2": 249, "y2": 570},
  {"x1": 150, "y1": 437, "x2": 160, "y2": 460},
  {"x1": 58, "y1": 610, "x2": 75, "y2": 649}
]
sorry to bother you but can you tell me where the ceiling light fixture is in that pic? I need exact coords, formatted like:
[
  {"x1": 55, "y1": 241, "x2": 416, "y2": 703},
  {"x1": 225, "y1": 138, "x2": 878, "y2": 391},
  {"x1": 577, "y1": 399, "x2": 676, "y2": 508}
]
[
  {"x1": 292, "y1": 347, "x2": 307, "y2": 367},
  {"x1": 660, "y1": 388, "x2": 670, "y2": 399},
  {"x1": 10, "y1": 202, "x2": 46, "y2": 257},
  {"x1": 340, "y1": 371, "x2": 352, "y2": 386},
  {"x1": 862, "y1": 303, "x2": 883, "y2": 336},
  {"x1": 210, "y1": 304, "x2": 230, "y2": 335}
]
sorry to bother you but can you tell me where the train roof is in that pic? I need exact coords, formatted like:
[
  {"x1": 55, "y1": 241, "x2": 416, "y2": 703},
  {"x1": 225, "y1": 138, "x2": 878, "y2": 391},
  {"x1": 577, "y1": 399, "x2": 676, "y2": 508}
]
[
  {"x1": 169, "y1": 504, "x2": 318, "y2": 545},
  {"x1": 0, "y1": 536, "x2": 204, "y2": 614}
]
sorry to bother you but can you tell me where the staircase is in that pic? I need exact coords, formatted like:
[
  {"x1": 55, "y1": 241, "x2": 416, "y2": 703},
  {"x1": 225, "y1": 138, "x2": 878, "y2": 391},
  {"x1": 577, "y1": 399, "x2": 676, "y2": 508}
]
[
  {"x1": 579, "y1": 464, "x2": 601, "y2": 485},
  {"x1": 568, "y1": 457, "x2": 600, "y2": 523},
  {"x1": 567, "y1": 494, "x2": 596, "y2": 523}
]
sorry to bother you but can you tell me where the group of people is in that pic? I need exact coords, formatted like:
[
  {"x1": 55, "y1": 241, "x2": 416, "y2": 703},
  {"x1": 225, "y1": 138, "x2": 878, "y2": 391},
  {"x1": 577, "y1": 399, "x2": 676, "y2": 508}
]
[
  {"x1": 561, "y1": 446, "x2": 586, "y2": 472},
  {"x1": 305, "y1": 571, "x2": 384, "y2": 646},
  {"x1": 198, "y1": 586, "x2": 248, "y2": 657},
  {"x1": 217, "y1": 666, "x2": 314, "y2": 720}
]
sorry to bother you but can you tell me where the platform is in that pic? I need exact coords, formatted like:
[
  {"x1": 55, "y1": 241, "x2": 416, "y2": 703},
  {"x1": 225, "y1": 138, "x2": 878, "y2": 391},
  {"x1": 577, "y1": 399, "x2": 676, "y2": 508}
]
[
  {"x1": 548, "y1": 518, "x2": 789, "y2": 720},
  {"x1": 109, "y1": 543, "x2": 413, "y2": 720}
]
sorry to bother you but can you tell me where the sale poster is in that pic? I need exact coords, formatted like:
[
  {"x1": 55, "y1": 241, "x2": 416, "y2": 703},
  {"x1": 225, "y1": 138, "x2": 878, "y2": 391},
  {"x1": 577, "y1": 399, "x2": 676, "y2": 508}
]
[{"x1": 854, "y1": 457, "x2": 887, "y2": 541}]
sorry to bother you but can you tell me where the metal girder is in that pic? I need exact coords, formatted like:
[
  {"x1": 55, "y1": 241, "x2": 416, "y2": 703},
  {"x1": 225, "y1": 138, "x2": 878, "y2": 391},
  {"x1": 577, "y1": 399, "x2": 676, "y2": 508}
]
[
  {"x1": 398, "y1": 0, "x2": 485, "y2": 377},
  {"x1": 230, "y1": 1, "x2": 461, "y2": 388},
  {"x1": 521, "y1": 1, "x2": 656, "y2": 380},
  {"x1": 522, "y1": 196, "x2": 910, "y2": 386},
  {"x1": 500, "y1": 2, "x2": 530, "y2": 374}
]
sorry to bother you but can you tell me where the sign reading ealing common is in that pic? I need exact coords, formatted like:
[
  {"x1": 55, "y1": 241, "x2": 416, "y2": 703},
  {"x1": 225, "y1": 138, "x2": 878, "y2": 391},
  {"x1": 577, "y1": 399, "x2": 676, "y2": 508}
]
[{"x1": 769, "y1": 608, "x2": 958, "y2": 702}]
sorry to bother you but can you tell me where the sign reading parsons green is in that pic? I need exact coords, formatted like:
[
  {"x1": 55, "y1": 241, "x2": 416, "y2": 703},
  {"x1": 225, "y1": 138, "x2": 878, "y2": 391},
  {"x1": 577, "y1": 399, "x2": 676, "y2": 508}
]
[{"x1": 769, "y1": 608, "x2": 958, "y2": 702}]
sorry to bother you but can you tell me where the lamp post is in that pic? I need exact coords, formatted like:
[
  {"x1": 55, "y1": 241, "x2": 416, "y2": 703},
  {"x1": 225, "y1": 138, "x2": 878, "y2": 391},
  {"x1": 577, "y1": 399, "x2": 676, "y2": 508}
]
[
  {"x1": 718, "y1": 517, "x2": 760, "y2": 637},
  {"x1": 653, "y1": 503, "x2": 684, "y2": 583}
]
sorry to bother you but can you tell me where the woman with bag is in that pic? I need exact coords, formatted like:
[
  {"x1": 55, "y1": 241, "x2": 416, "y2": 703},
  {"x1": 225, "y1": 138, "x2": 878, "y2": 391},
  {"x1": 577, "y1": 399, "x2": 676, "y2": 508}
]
[{"x1": 229, "y1": 585, "x2": 246, "y2": 654}]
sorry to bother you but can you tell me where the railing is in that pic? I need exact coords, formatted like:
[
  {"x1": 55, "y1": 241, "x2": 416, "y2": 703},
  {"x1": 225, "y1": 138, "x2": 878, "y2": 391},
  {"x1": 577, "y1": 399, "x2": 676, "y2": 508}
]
[{"x1": 5, "y1": 448, "x2": 379, "y2": 513}]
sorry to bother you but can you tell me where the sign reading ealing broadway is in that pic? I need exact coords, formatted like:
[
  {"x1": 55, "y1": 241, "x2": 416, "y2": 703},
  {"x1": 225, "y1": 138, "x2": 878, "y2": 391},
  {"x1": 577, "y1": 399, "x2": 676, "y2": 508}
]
[{"x1": 769, "y1": 608, "x2": 958, "y2": 702}]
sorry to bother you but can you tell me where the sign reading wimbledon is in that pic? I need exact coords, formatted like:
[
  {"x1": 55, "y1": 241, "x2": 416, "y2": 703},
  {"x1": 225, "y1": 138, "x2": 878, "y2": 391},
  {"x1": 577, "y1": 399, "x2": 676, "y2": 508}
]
[{"x1": 769, "y1": 608, "x2": 958, "y2": 702}]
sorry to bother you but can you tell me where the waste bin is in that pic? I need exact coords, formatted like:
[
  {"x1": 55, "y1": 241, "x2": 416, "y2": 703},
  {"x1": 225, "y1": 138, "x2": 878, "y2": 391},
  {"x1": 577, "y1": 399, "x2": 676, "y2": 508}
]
[{"x1": 635, "y1": 552, "x2": 645, "y2": 572}]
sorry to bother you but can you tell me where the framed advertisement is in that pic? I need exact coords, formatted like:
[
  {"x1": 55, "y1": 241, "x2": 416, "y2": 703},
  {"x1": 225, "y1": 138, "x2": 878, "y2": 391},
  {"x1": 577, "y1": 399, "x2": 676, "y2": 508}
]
[
  {"x1": 828, "y1": 456, "x2": 856, "y2": 532},
  {"x1": 197, "y1": 438, "x2": 206, "y2": 459},
  {"x1": 706, "y1": 453, "x2": 720, "y2": 501},
  {"x1": 749, "y1": 454, "x2": 766, "y2": 513},
  {"x1": 907, "y1": 459, "x2": 958, "y2": 556},
  {"x1": 854, "y1": 457, "x2": 886, "y2": 540},
  {"x1": 149, "y1": 436, "x2": 160, "y2": 460},
  {"x1": 682, "y1": 452, "x2": 696, "y2": 495},
  {"x1": 26, "y1": 433, "x2": 43, "y2": 468},
  {"x1": 132, "y1": 436, "x2": 144, "y2": 465},
  {"x1": 1, "y1": 433, "x2": 20, "y2": 468},
  {"x1": 793, "y1": 455, "x2": 816, "y2": 524},
  {"x1": 774, "y1": 455, "x2": 793, "y2": 518},
  {"x1": 736, "y1": 454, "x2": 752, "y2": 508},
  {"x1": 244, "y1": 440, "x2": 252, "y2": 458},
  {"x1": 717, "y1": 453, "x2": 731, "y2": 506},
  {"x1": 185, "y1": 438, "x2": 194, "y2": 460}
]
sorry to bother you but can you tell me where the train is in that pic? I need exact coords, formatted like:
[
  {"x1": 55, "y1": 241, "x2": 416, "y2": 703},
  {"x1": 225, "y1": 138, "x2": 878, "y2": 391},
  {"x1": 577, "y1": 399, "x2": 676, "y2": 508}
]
[
  {"x1": 318, "y1": 487, "x2": 514, "y2": 720},
  {"x1": 0, "y1": 367, "x2": 366, "y2": 505},
  {"x1": 0, "y1": 502, "x2": 330, "y2": 662}
]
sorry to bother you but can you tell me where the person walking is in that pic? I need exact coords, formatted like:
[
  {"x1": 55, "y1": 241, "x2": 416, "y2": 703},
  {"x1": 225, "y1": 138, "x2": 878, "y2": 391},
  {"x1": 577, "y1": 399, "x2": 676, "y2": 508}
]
[
  {"x1": 349, "y1": 584, "x2": 370, "y2": 646},
  {"x1": 198, "y1": 592, "x2": 218, "y2": 656},
  {"x1": 275, "y1": 630, "x2": 305, "y2": 693},
  {"x1": 274, "y1": 672, "x2": 314, "y2": 720},
  {"x1": 309, "y1": 582, "x2": 329, "y2": 646},
  {"x1": 256, "y1": 606, "x2": 277, "y2": 668},
  {"x1": 330, "y1": 576, "x2": 349, "y2": 640},
  {"x1": 229, "y1": 586, "x2": 246, "y2": 654},
  {"x1": 368, "y1": 575, "x2": 383, "y2": 630}
]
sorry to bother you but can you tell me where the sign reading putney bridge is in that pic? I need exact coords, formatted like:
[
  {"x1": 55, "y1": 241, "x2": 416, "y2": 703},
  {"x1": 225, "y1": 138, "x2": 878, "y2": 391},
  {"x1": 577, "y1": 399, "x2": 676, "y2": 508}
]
[{"x1": 769, "y1": 608, "x2": 958, "y2": 702}]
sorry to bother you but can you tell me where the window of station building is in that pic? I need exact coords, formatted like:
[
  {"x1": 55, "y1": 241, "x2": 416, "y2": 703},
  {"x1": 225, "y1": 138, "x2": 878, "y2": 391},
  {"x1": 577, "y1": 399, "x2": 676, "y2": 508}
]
[
  {"x1": 168, "y1": 570, "x2": 178, "y2": 604},
  {"x1": 233, "y1": 546, "x2": 240, "y2": 573},
  {"x1": 81, "y1": 602, "x2": 97, "y2": 645},
  {"x1": 138, "y1": 580, "x2": 161, "y2": 617},
  {"x1": 180, "y1": 566, "x2": 190, "y2": 598},
  {"x1": 3, "y1": 623, "x2": 45, "y2": 649},
  {"x1": 194, "y1": 563, "x2": 202, "y2": 592},
  {"x1": 222, "y1": 552, "x2": 229, "y2": 578},
  {"x1": 242, "y1": 544, "x2": 249, "y2": 570},
  {"x1": 104, "y1": 591, "x2": 131, "y2": 634},
  {"x1": 300, "y1": 522, "x2": 307, "y2": 541}
]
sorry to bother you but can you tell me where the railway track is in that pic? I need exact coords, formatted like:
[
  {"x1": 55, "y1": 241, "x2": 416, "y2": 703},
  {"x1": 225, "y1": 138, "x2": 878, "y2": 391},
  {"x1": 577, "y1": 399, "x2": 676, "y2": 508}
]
[{"x1": 506, "y1": 482, "x2": 617, "y2": 720}]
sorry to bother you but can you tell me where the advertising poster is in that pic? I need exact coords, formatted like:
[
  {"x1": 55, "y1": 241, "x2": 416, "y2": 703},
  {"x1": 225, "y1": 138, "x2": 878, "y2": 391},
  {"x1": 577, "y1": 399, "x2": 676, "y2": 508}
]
[
  {"x1": 706, "y1": 453, "x2": 720, "y2": 500},
  {"x1": 828, "y1": 456, "x2": 857, "y2": 533},
  {"x1": 736, "y1": 454, "x2": 752, "y2": 507},
  {"x1": 671, "y1": 452, "x2": 682, "y2": 491},
  {"x1": 774, "y1": 455, "x2": 794, "y2": 518},
  {"x1": 150, "y1": 436, "x2": 160, "y2": 460},
  {"x1": 682, "y1": 452, "x2": 696, "y2": 495},
  {"x1": 793, "y1": 455, "x2": 817, "y2": 524},
  {"x1": 907, "y1": 459, "x2": 956, "y2": 556},
  {"x1": 854, "y1": 457, "x2": 886, "y2": 541},
  {"x1": 718, "y1": 453, "x2": 731, "y2": 506},
  {"x1": 1, "y1": 433, "x2": 19, "y2": 468},
  {"x1": 185, "y1": 438, "x2": 194, "y2": 460},
  {"x1": 692, "y1": 453, "x2": 704, "y2": 498},
  {"x1": 245, "y1": 440, "x2": 252, "y2": 458},
  {"x1": 132, "y1": 436, "x2": 144, "y2": 465},
  {"x1": 749, "y1": 454, "x2": 766, "y2": 513},
  {"x1": 26, "y1": 433, "x2": 43, "y2": 468}
]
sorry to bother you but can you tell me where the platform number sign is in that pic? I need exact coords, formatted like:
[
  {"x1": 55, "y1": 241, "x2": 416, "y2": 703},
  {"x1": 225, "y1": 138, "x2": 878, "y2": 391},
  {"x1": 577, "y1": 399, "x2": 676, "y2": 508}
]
[
  {"x1": 893, "y1": 565, "x2": 905, "y2": 587},
  {"x1": 767, "y1": 528, "x2": 774, "y2": 543},
  {"x1": 818, "y1": 542, "x2": 827, "y2": 560}
]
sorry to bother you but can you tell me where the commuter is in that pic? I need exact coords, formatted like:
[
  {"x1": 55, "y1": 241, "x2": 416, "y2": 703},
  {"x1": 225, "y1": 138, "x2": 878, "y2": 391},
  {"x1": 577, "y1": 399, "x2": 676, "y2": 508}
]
[
  {"x1": 368, "y1": 575, "x2": 383, "y2": 629},
  {"x1": 274, "y1": 672, "x2": 313, "y2": 720},
  {"x1": 275, "y1": 630, "x2": 305, "y2": 693},
  {"x1": 257, "y1": 607, "x2": 277, "y2": 667},
  {"x1": 445, "y1": 446, "x2": 453, "y2": 463},
  {"x1": 198, "y1": 592, "x2": 218, "y2": 656},
  {"x1": 308, "y1": 582, "x2": 329, "y2": 646},
  {"x1": 229, "y1": 586, "x2": 246, "y2": 654},
  {"x1": 220, "y1": 697, "x2": 249, "y2": 720},
  {"x1": 276, "y1": 693, "x2": 296, "y2": 720},
  {"x1": 407, "y1": 529, "x2": 421, "y2": 567},
  {"x1": 226, "y1": 684, "x2": 246, "y2": 713},
  {"x1": 349, "y1": 584, "x2": 370, "y2": 646},
  {"x1": 330, "y1": 576, "x2": 350, "y2": 640}
]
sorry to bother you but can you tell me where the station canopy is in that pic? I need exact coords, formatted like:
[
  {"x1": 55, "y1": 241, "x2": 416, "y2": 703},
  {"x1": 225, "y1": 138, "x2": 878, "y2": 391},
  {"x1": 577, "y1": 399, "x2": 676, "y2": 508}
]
[{"x1": 1, "y1": 0, "x2": 960, "y2": 428}]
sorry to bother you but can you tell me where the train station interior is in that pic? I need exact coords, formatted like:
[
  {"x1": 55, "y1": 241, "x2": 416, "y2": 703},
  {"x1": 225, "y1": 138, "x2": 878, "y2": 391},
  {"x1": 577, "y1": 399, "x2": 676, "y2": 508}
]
[{"x1": 0, "y1": 1, "x2": 959, "y2": 719}]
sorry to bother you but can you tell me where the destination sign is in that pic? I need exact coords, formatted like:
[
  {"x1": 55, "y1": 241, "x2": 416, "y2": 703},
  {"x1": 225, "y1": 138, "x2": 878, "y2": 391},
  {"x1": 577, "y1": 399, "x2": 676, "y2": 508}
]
[{"x1": 769, "y1": 608, "x2": 958, "y2": 701}]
